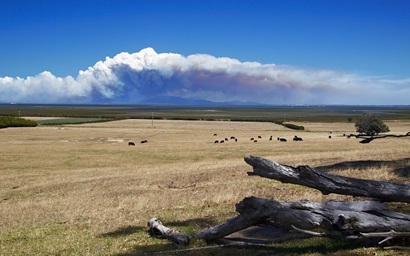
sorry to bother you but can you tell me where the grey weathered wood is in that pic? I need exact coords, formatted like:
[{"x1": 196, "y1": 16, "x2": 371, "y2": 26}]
[
  {"x1": 147, "y1": 217, "x2": 191, "y2": 246},
  {"x1": 360, "y1": 230, "x2": 410, "y2": 244},
  {"x1": 245, "y1": 155, "x2": 410, "y2": 203},
  {"x1": 196, "y1": 196, "x2": 410, "y2": 241},
  {"x1": 236, "y1": 197, "x2": 410, "y2": 232},
  {"x1": 195, "y1": 215, "x2": 254, "y2": 241}
]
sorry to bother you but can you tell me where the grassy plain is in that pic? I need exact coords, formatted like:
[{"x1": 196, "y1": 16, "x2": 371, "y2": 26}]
[{"x1": 0, "y1": 117, "x2": 409, "y2": 255}]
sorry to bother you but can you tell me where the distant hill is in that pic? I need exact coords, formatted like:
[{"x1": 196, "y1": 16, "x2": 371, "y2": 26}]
[{"x1": 141, "y1": 96, "x2": 264, "y2": 106}]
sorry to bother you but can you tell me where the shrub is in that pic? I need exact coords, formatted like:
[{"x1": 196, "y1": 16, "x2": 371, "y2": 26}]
[
  {"x1": 355, "y1": 113, "x2": 389, "y2": 135},
  {"x1": 0, "y1": 116, "x2": 38, "y2": 128},
  {"x1": 283, "y1": 123, "x2": 304, "y2": 130}
]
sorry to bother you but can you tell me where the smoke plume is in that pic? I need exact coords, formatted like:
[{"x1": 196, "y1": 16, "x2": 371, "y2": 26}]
[{"x1": 1, "y1": 47, "x2": 409, "y2": 105}]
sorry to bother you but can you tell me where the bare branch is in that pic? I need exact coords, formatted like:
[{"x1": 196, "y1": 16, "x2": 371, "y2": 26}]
[
  {"x1": 147, "y1": 217, "x2": 191, "y2": 246},
  {"x1": 245, "y1": 155, "x2": 410, "y2": 203},
  {"x1": 355, "y1": 132, "x2": 410, "y2": 143}
]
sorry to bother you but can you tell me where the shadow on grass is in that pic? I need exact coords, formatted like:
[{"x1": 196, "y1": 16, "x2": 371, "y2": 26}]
[
  {"x1": 101, "y1": 218, "x2": 373, "y2": 256},
  {"x1": 114, "y1": 237, "x2": 371, "y2": 256},
  {"x1": 99, "y1": 225, "x2": 146, "y2": 238},
  {"x1": 394, "y1": 165, "x2": 410, "y2": 178},
  {"x1": 99, "y1": 217, "x2": 218, "y2": 239},
  {"x1": 315, "y1": 158, "x2": 410, "y2": 178}
]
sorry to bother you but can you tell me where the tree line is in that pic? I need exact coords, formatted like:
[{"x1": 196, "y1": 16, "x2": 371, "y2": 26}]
[
  {"x1": 0, "y1": 116, "x2": 38, "y2": 129},
  {"x1": 0, "y1": 113, "x2": 390, "y2": 134}
]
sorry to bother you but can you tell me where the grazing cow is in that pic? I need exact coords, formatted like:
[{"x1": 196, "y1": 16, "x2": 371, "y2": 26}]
[
  {"x1": 254, "y1": 140, "x2": 258, "y2": 142},
  {"x1": 230, "y1": 136, "x2": 236, "y2": 140},
  {"x1": 235, "y1": 138, "x2": 237, "y2": 142},
  {"x1": 293, "y1": 136, "x2": 303, "y2": 141},
  {"x1": 258, "y1": 136, "x2": 262, "y2": 139},
  {"x1": 225, "y1": 138, "x2": 228, "y2": 141},
  {"x1": 141, "y1": 140, "x2": 148, "y2": 143},
  {"x1": 214, "y1": 133, "x2": 218, "y2": 136},
  {"x1": 279, "y1": 138, "x2": 287, "y2": 142},
  {"x1": 220, "y1": 140, "x2": 225, "y2": 143},
  {"x1": 128, "y1": 142, "x2": 135, "y2": 146},
  {"x1": 214, "y1": 140, "x2": 219, "y2": 143},
  {"x1": 250, "y1": 138, "x2": 254, "y2": 141}
]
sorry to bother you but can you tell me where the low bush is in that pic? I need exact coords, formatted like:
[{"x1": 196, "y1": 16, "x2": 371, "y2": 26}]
[
  {"x1": 283, "y1": 123, "x2": 305, "y2": 130},
  {"x1": 0, "y1": 116, "x2": 38, "y2": 128},
  {"x1": 272, "y1": 120, "x2": 304, "y2": 130}
]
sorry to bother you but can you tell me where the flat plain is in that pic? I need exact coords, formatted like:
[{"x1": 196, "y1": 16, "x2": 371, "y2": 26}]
[{"x1": 1, "y1": 117, "x2": 409, "y2": 255}]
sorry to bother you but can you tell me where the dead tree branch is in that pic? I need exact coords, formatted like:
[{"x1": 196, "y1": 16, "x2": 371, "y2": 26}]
[
  {"x1": 245, "y1": 155, "x2": 410, "y2": 203},
  {"x1": 355, "y1": 132, "x2": 410, "y2": 143},
  {"x1": 147, "y1": 217, "x2": 191, "y2": 246}
]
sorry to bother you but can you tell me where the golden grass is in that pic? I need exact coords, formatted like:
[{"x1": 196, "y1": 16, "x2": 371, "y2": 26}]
[{"x1": 0, "y1": 119, "x2": 409, "y2": 255}]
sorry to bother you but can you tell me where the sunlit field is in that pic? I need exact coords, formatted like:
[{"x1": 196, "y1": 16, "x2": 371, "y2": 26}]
[{"x1": 1, "y1": 118, "x2": 409, "y2": 255}]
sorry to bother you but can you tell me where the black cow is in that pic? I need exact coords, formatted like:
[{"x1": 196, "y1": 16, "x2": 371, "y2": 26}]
[
  {"x1": 141, "y1": 140, "x2": 148, "y2": 143},
  {"x1": 128, "y1": 142, "x2": 135, "y2": 146},
  {"x1": 279, "y1": 138, "x2": 287, "y2": 142},
  {"x1": 214, "y1": 140, "x2": 219, "y2": 143},
  {"x1": 293, "y1": 136, "x2": 303, "y2": 141}
]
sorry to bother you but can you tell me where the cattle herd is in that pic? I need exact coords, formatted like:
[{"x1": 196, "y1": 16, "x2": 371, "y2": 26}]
[
  {"x1": 128, "y1": 140, "x2": 148, "y2": 146},
  {"x1": 128, "y1": 131, "x2": 348, "y2": 146},
  {"x1": 213, "y1": 133, "x2": 304, "y2": 144}
]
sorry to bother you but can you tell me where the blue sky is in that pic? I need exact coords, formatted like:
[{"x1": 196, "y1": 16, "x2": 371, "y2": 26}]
[{"x1": 1, "y1": 0, "x2": 409, "y2": 105}]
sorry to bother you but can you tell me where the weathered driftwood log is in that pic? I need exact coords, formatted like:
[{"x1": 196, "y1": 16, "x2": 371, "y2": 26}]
[
  {"x1": 196, "y1": 196, "x2": 410, "y2": 241},
  {"x1": 147, "y1": 217, "x2": 191, "y2": 246},
  {"x1": 245, "y1": 155, "x2": 410, "y2": 203}
]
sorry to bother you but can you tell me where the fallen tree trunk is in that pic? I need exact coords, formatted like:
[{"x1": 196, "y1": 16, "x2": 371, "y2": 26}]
[
  {"x1": 355, "y1": 132, "x2": 410, "y2": 143},
  {"x1": 151, "y1": 156, "x2": 410, "y2": 247},
  {"x1": 196, "y1": 196, "x2": 410, "y2": 241},
  {"x1": 245, "y1": 155, "x2": 410, "y2": 203}
]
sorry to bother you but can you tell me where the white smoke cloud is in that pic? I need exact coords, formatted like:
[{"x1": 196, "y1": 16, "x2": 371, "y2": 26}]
[{"x1": 1, "y1": 47, "x2": 409, "y2": 105}]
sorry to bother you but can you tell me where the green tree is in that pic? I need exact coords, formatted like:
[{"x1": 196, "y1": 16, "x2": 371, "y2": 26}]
[{"x1": 355, "y1": 113, "x2": 389, "y2": 135}]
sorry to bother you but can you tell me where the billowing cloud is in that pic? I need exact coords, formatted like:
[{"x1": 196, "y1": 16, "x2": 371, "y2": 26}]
[{"x1": 1, "y1": 47, "x2": 409, "y2": 105}]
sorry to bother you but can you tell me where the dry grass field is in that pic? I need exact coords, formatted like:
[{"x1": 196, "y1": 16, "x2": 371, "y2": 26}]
[{"x1": 1, "y1": 118, "x2": 409, "y2": 255}]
